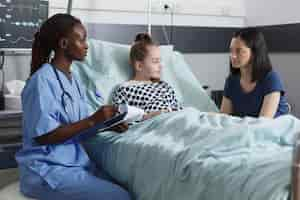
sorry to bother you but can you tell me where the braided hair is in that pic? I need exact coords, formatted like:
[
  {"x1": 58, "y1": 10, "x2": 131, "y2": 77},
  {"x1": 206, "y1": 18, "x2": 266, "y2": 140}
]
[{"x1": 30, "y1": 13, "x2": 82, "y2": 76}]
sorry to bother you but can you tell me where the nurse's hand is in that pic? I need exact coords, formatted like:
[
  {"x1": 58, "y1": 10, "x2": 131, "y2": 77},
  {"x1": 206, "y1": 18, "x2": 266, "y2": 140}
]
[
  {"x1": 109, "y1": 123, "x2": 129, "y2": 133},
  {"x1": 90, "y1": 105, "x2": 129, "y2": 133},
  {"x1": 91, "y1": 105, "x2": 119, "y2": 123}
]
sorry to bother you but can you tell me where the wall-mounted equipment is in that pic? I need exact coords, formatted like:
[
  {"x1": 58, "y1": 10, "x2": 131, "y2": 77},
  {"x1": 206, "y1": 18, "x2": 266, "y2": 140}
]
[{"x1": 0, "y1": 0, "x2": 48, "y2": 51}]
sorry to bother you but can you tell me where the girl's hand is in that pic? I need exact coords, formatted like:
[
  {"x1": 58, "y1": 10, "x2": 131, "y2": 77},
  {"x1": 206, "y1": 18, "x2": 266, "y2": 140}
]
[{"x1": 142, "y1": 111, "x2": 165, "y2": 120}]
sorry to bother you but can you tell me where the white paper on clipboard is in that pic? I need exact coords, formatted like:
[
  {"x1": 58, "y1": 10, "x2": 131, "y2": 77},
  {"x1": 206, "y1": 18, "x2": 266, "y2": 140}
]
[{"x1": 94, "y1": 104, "x2": 145, "y2": 132}]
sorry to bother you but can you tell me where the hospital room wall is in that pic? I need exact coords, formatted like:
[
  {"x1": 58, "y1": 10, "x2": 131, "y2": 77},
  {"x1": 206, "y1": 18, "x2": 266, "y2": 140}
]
[
  {"x1": 3, "y1": 1, "x2": 245, "y2": 96},
  {"x1": 245, "y1": 0, "x2": 300, "y2": 117},
  {"x1": 183, "y1": 54, "x2": 229, "y2": 91},
  {"x1": 245, "y1": 0, "x2": 300, "y2": 26},
  {"x1": 54, "y1": 0, "x2": 244, "y2": 90},
  {"x1": 49, "y1": 0, "x2": 246, "y2": 20},
  {"x1": 5, "y1": 0, "x2": 300, "y2": 117},
  {"x1": 48, "y1": 0, "x2": 246, "y2": 27}
]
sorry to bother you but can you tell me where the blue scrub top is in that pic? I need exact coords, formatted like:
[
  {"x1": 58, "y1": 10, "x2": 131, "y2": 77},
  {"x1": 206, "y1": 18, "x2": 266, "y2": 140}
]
[
  {"x1": 223, "y1": 70, "x2": 289, "y2": 118},
  {"x1": 16, "y1": 63, "x2": 93, "y2": 189}
]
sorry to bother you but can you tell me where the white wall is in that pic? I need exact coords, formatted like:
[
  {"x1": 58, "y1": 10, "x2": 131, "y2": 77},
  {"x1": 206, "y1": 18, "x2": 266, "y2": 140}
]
[
  {"x1": 3, "y1": 55, "x2": 30, "y2": 82},
  {"x1": 47, "y1": 0, "x2": 243, "y2": 97},
  {"x1": 270, "y1": 54, "x2": 300, "y2": 117},
  {"x1": 7, "y1": 0, "x2": 300, "y2": 117},
  {"x1": 49, "y1": 0, "x2": 246, "y2": 27},
  {"x1": 184, "y1": 53, "x2": 229, "y2": 90},
  {"x1": 47, "y1": 0, "x2": 244, "y2": 94},
  {"x1": 5, "y1": 1, "x2": 300, "y2": 117},
  {"x1": 69, "y1": 0, "x2": 245, "y2": 16},
  {"x1": 245, "y1": 0, "x2": 300, "y2": 26},
  {"x1": 4, "y1": 1, "x2": 245, "y2": 88}
]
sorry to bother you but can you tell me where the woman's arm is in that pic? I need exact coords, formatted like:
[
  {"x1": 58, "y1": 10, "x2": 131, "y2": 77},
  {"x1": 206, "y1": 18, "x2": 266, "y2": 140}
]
[
  {"x1": 220, "y1": 96, "x2": 233, "y2": 114},
  {"x1": 35, "y1": 105, "x2": 128, "y2": 145},
  {"x1": 259, "y1": 91, "x2": 280, "y2": 118}
]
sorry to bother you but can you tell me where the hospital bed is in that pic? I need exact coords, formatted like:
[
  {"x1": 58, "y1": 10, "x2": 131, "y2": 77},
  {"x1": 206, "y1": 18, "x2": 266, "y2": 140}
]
[
  {"x1": 0, "y1": 39, "x2": 300, "y2": 200},
  {"x1": 72, "y1": 39, "x2": 300, "y2": 200}
]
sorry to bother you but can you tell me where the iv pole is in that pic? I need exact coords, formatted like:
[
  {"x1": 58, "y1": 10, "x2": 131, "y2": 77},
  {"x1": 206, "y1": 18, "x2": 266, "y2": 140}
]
[
  {"x1": 67, "y1": 0, "x2": 73, "y2": 14},
  {"x1": 147, "y1": 0, "x2": 152, "y2": 35}
]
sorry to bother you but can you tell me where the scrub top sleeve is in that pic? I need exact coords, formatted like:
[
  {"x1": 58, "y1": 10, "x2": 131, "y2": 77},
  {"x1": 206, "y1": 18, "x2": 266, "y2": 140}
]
[
  {"x1": 22, "y1": 76, "x2": 61, "y2": 139},
  {"x1": 263, "y1": 71, "x2": 285, "y2": 96}
]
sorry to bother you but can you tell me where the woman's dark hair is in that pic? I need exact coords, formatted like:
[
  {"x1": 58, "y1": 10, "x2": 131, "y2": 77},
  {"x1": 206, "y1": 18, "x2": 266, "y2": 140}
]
[
  {"x1": 230, "y1": 28, "x2": 272, "y2": 82},
  {"x1": 30, "y1": 13, "x2": 82, "y2": 76},
  {"x1": 129, "y1": 33, "x2": 158, "y2": 64}
]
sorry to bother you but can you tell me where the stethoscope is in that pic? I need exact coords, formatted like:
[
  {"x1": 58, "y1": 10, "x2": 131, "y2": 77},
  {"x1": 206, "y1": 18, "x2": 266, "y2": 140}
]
[{"x1": 51, "y1": 65, "x2": 82, "y2": 122}]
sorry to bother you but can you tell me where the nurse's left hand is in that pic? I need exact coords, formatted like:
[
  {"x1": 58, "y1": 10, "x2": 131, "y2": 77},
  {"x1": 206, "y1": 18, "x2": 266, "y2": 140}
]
[{"x1": 109, "y1": 122, "x2": 129, "y2": 133}]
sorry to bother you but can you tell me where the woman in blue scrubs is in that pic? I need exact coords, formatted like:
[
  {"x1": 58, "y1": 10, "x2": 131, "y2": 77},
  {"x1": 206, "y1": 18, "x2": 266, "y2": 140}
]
[
  {"x1": 220, "y1": 28, "x2": 289, "y2": 118},
  {"x1": 15, "y1": 13, "x2": 131, "y2": 200}
]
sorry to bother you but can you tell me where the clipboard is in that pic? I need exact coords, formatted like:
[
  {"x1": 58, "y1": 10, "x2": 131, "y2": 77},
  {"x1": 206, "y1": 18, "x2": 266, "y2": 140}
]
[
  {"x1": 94, "y1": 111, "x2": 128, "y2": 132},
  {"x1": 92, "y1": 104, "x2": 144, "y2": 132},
  {"x1": 70, "y1": 104, "x2": 144, "y2": 143}
]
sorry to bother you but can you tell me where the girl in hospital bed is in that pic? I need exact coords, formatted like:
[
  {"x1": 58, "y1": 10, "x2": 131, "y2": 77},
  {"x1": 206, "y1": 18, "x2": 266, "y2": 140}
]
[
  {"x1": 112, "y1": 33, "x2": 182, "y2": 120},
  {"x1": 15, "y1": 14, "x2": 131, "y2": 200}
]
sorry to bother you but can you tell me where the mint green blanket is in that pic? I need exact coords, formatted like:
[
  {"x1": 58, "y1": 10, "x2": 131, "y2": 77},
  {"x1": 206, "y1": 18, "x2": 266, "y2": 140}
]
[{"x1": 85, "y1": 108, "x2": 300, "y2": 200}]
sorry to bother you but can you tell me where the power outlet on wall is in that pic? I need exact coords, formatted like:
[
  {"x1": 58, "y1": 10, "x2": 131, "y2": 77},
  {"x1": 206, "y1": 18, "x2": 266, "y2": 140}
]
[{"x1": 151, "y1": 0, "x2": 179, "y2": 13}]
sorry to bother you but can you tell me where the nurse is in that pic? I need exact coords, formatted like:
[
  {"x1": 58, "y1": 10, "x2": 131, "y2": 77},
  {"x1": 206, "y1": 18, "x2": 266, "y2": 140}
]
[{"x1": 15, "y1": 14, "x2": 131, "y2": 200}]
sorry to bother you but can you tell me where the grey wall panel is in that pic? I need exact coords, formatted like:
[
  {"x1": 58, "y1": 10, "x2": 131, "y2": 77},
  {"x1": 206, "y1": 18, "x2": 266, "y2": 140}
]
[
  {"x1": 259, "y1": 23, "x2": 300, "y2": 52},
  {"x1": 86, "y1": 23, "x2": 238, "y2": 53},
  {"x1": 86, "y1": 23, "x2": 300, "y2": 53}
]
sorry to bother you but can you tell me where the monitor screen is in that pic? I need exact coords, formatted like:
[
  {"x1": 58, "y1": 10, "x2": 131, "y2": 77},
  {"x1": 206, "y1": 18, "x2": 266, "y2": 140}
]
[{"x1": 0, "y1": 0, "x2": 48, "y2": 51}]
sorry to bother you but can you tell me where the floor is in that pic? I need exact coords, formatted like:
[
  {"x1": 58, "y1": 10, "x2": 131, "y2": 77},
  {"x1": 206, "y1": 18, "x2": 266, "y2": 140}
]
[
  {"x1": 0, "y1": 133, "x2": 22, "y2": 189},
  {"x1": 0, "y1": 168, "x2": 19, "y2": 189}
]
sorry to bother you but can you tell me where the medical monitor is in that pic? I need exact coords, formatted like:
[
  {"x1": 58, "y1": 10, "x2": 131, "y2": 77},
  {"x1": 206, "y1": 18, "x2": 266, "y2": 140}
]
[{"x1": 0, "y1": 0, "x2": 48, "y2": 51}]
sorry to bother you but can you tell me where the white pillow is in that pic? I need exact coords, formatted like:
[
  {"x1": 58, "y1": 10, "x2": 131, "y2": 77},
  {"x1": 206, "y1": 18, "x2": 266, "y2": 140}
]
[{"x1": 72, "y1": 39, "x2": 218, "y2": 113}]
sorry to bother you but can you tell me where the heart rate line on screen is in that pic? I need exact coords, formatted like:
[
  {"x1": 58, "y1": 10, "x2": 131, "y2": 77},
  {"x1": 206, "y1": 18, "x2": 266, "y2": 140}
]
[{"x1": 0, "y1": 0, "x2": 48, "y2": 50}]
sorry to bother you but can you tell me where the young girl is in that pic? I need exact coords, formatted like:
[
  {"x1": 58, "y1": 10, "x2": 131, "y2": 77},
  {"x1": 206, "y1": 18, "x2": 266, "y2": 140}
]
[
  {"x1": 112, "y1": 33, "x2": 182, "y2": 120},
  {"x1": 15, "y1": 14, "x2": 131, "y2": 200}
]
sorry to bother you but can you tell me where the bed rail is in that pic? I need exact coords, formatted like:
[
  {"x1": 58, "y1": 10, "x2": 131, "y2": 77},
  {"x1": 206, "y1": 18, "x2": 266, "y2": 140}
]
[{"x1": 292, "y1": 133, "x2": 300, "y2": 200}]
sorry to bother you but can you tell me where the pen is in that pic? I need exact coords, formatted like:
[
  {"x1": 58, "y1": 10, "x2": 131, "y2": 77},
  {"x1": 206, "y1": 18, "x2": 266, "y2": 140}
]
[{"x1": 95, "y1": 90, "x2": 104, "y2": 102}]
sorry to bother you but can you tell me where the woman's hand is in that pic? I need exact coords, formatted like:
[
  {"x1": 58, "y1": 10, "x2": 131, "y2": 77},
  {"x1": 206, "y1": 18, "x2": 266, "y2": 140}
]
[
  {"x1": 90, "y1": 105, "x2": 128, "y2": 133},
  {"x1": 259, "y1": 92, "x2": 280, "y2": 118},
  {"x1": 220, "y1": 96, "x2": 233, "y2": 115},
  {"x1": 90, "y1": 105, "x2": 119, "y2": 123}
]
